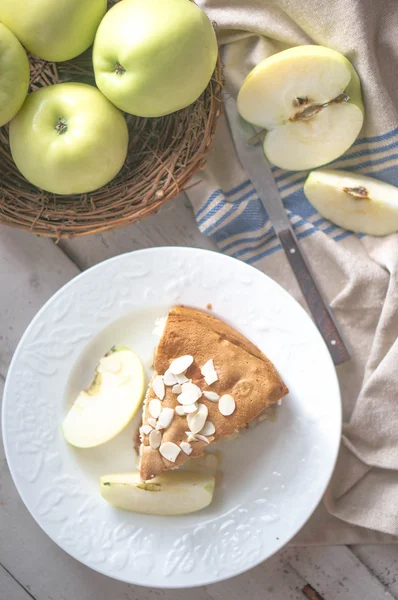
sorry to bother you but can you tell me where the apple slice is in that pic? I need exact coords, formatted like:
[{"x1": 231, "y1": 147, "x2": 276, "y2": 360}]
[
  {"x1": 62, "y1": 347, "x2": 145, "y2": 448},
  {"x1": 304, "y1": 169, "x2": 398, "y2": 236},
  {"x1": 100, "y1": 471, "x2": 215, "y2": 515},
  {"x1": 237, "y1": 45, "x2": 364, "y2": 171}
]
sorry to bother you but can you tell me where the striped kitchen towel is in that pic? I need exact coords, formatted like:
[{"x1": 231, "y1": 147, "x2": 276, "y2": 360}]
[{"x1": 186, "y1": 0, "x2": 398, "y2": 544}]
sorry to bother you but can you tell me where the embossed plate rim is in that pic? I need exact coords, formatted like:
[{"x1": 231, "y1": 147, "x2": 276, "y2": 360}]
[{"x1": 2, "y1": 247, "x2": 342, "y2": 588}]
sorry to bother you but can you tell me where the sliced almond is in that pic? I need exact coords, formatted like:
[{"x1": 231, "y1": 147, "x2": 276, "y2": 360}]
[
  {"x1": 172, "y1": 383, "x2": 182, "y2": 394},
  {"x1": 183, "y1": 402, "x2": 199, "y2": 414},
  {"x1": 177, "y1": 390, "x2": 199, "y2": 406},
  {"x1": 187, "y1": 403, "x2": 208, "y2": 434},
  {"x1": 219, "y1": 394, "x2": 236, "y2": 416},
  {"x1": 159, "y1": 442, "x2": 181, "y2": 463},
  {"x1": 152, "y1": 375, "x2": 165, "y2": 400},
  {"x1": 149, "y1": 398, "x2": 162, "y2": 419},
  {"x1": 195, "y1": 434, "x2": 210, "y2": 444},
  {"x1": 163, "y1": 369, "x2": 178, "y2": 386},
  {"x1": 147, "y1": 417, "x2": 157, "y2": 428},
  {"x1": 156, "y1": 407, "x2": 175, "y2": 430},
  {"x1": 175, "y1": 405, "x2": 186, "y2": 416},
  {"x1": 201, "y1": 359, "x2": 218, "y2": 386},
  {"x1": 203, "y1": 391, "x2": 220, "y2": 402},
  {"x1": 169, "y1": 355, "x2": 194, "y2": 375},
  {"x1": 180, "y1": 441, "x2": 193, "y2": 455},
  {"x1": 200, "y1": 421, "x2": 216, "y2": 436},
  {"x1": 139, "y1": 424, "x2": 153, "y2": 436},
  {"x1": 181, "y1": 382, "x2": 202, "y2": 400},
  {"x1": 185, "y1": 432, "x2": 199, "y2": 443},
  {"x1": 149, "y1": 429, "x2": 162, "y2": 449},
  {"x1": 175, "y1": 373, "x2": 190, "y2": 384}
]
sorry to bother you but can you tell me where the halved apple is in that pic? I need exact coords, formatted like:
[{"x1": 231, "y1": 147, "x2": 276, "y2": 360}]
[
  {"x1": 304, "y1": 169, "x2": 398, "y2": 236},
  {"x1": 62, "y1": 347, "x2": 145, "y2": 448},
  {"x1": 237, "y1": 46, "x2": 364, "y2": 171},
  {"x1": 100, "y1": 470, "x2": 215, "y2": 515}
]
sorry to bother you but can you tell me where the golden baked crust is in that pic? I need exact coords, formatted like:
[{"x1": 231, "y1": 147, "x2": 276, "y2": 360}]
[{"x1": 140, "y1": 306, "x2": 289, "y2": 480}]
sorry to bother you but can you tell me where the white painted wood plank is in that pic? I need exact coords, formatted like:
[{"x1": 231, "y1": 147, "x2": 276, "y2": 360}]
[
  {"x1": 0, "y1": 227, "x2": 79, "y2": 377},
  {"x1": 206, "y1": 554, "x2": 307, "y2": 600},
  {"x1": 0, "y1": 564, "x2": 34, "y2": 600},
  {"x1": 352, "y1": 545, "x2": 398, "y2": 597},
  {"x1": 59, "y1": 194, "x2": 217, "y2": 270},
  {"x1": 284, "y1": 546, "x2": 396, "y2": 600}
]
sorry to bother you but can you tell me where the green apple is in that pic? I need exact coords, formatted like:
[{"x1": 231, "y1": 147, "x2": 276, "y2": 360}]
[
  {"x1": 237, "y1": 46, "x2": 364, "y2": 171},
  {"x1": 62, "y1": 347, "x2": 145, "y2": 448},
  {"x1": 9, "y1": 83, "x2": 129, "y2": 195},
  {"x1": 304, "y1": 169, "x2": 398, "y2": 236},
  {"x1": 0, "y1": 0, "x2": 107, "y2": 62},
  {"x1": 93, "y1": 0, "x2": 218, "y2": 117},
  {"x1": 100, "y1": 470, "x2": 215, "y2": 515},
  {"x1": 0, "y1": 23, "x2": 30, "y2": 127}
]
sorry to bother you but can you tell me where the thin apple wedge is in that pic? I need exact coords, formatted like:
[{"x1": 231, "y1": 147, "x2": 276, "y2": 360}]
[
  {"x1": 62, "y1": 347, "x2": 145, "y2": 448},
  {"x1": 100, "y1": 471, "x2": 215, "y2": 515},
  {"x1": 304, "y1": 169, "x2": 398, "y2": 236},
  {"x1": 237, "y1": 45, "x2": 364, "y2": 171}
]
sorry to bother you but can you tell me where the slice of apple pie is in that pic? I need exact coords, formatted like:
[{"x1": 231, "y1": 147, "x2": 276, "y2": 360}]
[{"x1": 139, "y1": 306, "x2": 289, "y2": 481}]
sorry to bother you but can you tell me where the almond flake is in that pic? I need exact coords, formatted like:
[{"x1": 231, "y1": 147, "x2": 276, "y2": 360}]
[
  {"x1": 203, "y1": 391, "x2": 220, "y2": 402},
  {"x1": 185, "y1": 432, "x2": 199, "y2": 443},
  {"x1": 201, "y1": 359, "x2": 218, "y2": 386},
  {"x1": 169, "y1": 355, "x2": 193, "y2": 375},
  {"x1": 149, "y1": 429, "x2": 162, "y2": 449},
  {"x1": 152, "y1": 375, "x2": 165, "y2": 400},
  {"x1": 200, "y1": 421, "x2": 216, "y2": 436},
  {"x1": 163, "y1": 369, "x2": 178, "y2": 386},
  {"x1": 175, "y1": 405, "x2": 185, "y2": 416},
  {"x1": 180, "y1": 441, "x2": 193, "y2": 455},
  {"x1": 187, "y1": 403, "x2": 208, "y2": 434},
  {"x1": 172, "y1": 383, "x2": 182, "y2": 394},
  {"x1": 140, "y1": 424, "x2": 153, "y2": 436},
  {"x1": 159, "y1": 442, "x2": 181, "y2": 463},
  {"x1": 156, "y1": 407, "x2": 175, "y2": 430},
  {"x1": 181, "y1": 382, "x2": 202, "y2": 400},
  {"x1": 149, "y1": 399, "x2": 162, "y2": 419},
  {"x1": 195, "y1": 434, "x2": 210, "y2": 444},
  {"x1": 175, "y1": 373, "x2": 189, "y2": 384},
  {"x1": 177, "y1": 389, "x2": 199, "y2": 406},
  {"x1": 219, "y1": 394, "x2": 236, "y2": 416},
  {"x1": 183, "y1": 402, "x2": 199, "y2": 414},
  {"x1": 147, "y1": 417, "x2": 157, "y2": 428}
]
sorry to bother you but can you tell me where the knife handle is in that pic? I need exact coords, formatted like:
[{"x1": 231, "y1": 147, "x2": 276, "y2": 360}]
[{"x1": 278, "y1": 228, "x2": 350, "y2": 366}]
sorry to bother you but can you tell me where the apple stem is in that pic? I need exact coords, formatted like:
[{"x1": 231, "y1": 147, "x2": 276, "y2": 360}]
[
  {"x1": 55, "y1": 117, "x2": 68, "y2": 135},
  {"x1": 290, "y1": 92, "x2": 350, "y2": 122},
  {"x1": 115, "y1": 62, "x2": 126, "y2": 76},
  {"x1": 342, "y1": 186, "x2": 370, "y2": 199}
]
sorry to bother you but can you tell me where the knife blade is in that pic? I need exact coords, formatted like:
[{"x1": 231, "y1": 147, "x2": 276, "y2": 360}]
[{"x1": 224, "y1": 93, "x2": 350, "y2": 366}]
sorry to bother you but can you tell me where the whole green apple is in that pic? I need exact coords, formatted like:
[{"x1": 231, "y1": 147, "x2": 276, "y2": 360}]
[
  {"x1": 10, "y1": 83, "x2": 129, "y2": 195},
  {"x1": 93, "y1": 0, "x2": 218, "y2": 117},
  {"x1": 0, "y1": 23, "x2": 30, "y2": 127},
  {"x1": 0, "y1": 0, "x2": 107, "y2": 62}
]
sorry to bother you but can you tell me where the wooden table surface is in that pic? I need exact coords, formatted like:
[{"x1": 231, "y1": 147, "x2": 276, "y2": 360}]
[{"x1": 1, "y1": 194, "x2": 397, "y2": 600}]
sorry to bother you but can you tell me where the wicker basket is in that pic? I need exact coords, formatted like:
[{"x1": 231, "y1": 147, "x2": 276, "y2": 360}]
[{"x1": 0, "y1": 19, "x2": 222, "y2": 240}]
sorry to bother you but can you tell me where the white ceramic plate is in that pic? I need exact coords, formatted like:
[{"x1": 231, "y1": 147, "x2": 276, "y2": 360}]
[{"x1": 2, "y1": 247, "x2": 341, "y2": 588}]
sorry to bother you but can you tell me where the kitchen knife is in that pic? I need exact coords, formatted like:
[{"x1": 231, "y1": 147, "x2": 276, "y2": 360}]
[{"x1": 224, "y1": 93, "x2": 350, "y2": 366}]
